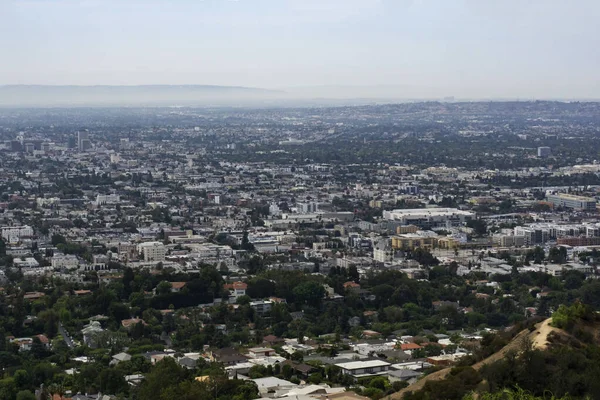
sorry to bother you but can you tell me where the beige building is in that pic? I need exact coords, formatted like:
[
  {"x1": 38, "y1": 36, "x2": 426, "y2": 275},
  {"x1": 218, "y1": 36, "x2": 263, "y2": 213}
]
[
  {"x1": 392, "y1": 234, "x2": 437, "y2": 250},
  {"x1": 396, "y1": 225, "x2": 419, "y2": 234},
  {"x1": 137, "y1": 241, "x2": 166, "y2": 262},
  {"x1": 391, "y1": 235, "x2": 460, "y2": 250}
]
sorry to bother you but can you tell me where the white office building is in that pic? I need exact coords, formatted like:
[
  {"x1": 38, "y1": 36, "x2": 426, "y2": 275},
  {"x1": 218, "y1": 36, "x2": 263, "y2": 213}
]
[
  {"x1": 546, "y1": 193, "x2": 596, "y2": 211},
  {"x1": 137, "y1": 242, "x2": 166, "y2": 262},
  {"x1": 1, "y1": 225, "x2": 34, "y2": 244},
  {"x1": 51, "y1": 254, "x2": 80, "y2": 269},
  {"x1": 95, "y1": 194, "x2": 120, "y2": 206},
  {"x1": 382, "y1": 208, "x2": 474, "y2": 228}
]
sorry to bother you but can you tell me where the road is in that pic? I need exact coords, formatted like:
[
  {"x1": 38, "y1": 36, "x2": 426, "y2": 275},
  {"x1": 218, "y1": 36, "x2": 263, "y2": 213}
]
[{"x1": 58, "y1": 322, "x2": 75, "y2": 348}]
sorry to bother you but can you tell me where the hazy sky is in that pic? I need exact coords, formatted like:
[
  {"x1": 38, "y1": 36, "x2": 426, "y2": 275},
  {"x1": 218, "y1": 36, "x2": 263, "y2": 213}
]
[{"x1": 1, "y1": 0, "x2": 599, "y2": 98}]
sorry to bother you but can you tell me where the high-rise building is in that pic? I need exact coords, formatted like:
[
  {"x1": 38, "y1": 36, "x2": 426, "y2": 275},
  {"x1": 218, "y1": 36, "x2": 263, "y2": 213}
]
[
  {"x1": 78, "y1": 131, "x2": 91, "y2": 152},
  {"x1": 537, "y1": 146, "x2": 551, "y2": 158},
  {"x1": 10, "y1": 141, "x2": 22, "y2": 152},
  {"x1": 67, "y1": 136, "x2": 77, "y2": 149}
]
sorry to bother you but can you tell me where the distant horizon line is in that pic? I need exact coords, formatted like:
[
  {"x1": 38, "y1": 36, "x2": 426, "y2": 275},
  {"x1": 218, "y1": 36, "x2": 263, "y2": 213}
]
[
  {"x1": 1, "y1": 84, "x2": 599, "y2": 106},
  {"x1": 1, "y1": 84, "x2": 598, "y2": 102}
]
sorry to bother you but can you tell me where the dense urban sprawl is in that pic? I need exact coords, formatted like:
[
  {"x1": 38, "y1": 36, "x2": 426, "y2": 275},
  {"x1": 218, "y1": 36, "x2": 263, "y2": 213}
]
[{"x1": 0, "y1": 102, "x2": 600, "y2": 399}]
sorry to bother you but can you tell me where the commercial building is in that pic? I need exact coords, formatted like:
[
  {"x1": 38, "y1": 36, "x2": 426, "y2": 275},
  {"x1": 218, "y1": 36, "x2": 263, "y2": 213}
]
[
  {"x1": 383, "y1": 208, "x2": 474, "y2": 229},
  {"x1": 78, "y1": 131, "x2": 91, "y2": 152},
  {"x1": 514, "y1": 226, "x2": 550, "y2": 246},
  {"x1": 95, "y1": 194, "x2": 120, "y2": 206},
  {"x1": 396, "y1": 225, "x2": 419, "y2": 234},
  {"x1": 296, "y1": 201, "x2": 318, "y2": 213},
  {"x1": 391, "y1": 234, "x2": 438, "y2": 250},
  {"x1": 537, "y1": 146, "x2": 551, "y2": 158},
  {"x1": 13, "y1": 257, "x2": 40, "y2": 268},
  {"x1": 1, "y1": 225, "x2": 34, "y2": 243},
  {"x1": 493, "y1": 235, "x2": 526, "y2": 247},
  {"x1": 546, "y1": 193, "x2": 596, "y2": 211},
  {"x1": 51, "y1": 254, "x2": 80, "y2": 269},
  {"x1": 557, "y1": 236, "x2": 600, "y2": 246}
]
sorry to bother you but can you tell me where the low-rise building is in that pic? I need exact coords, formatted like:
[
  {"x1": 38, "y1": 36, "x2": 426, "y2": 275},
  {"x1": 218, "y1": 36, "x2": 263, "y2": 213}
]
[{"x1": 335, "y1": 360, "x2": 391, "y2": 378}]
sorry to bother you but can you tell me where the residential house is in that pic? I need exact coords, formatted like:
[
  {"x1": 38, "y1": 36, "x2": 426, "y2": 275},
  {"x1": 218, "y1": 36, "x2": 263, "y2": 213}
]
[
  {"x1": 335, "y1": 360, "x2": 391, "y2": 377},
  {"x1": 248, "y1": 347, "x2": 277, "y2": 358},
  {"x1": 223, "y1": 281, "x2": 247, "y2": 299},
  {"x1": 170, "y1": 282, "x2": 187, "y2": 293},
  {"x1": 210, "y1": 348, "x2": 249, "y2": 366}
]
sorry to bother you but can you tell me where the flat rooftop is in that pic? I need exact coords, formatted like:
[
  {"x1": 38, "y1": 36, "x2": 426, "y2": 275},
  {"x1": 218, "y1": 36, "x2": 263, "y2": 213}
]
[
  {"x1": 386, "y1": 208, "x2": 474, "y2": 216},
  {"x1": 335, "y1": 360, "x2": 391, "y2": 370},
  {"x1": 547, "y1": 193, "x2": 596, "y2": 201}
]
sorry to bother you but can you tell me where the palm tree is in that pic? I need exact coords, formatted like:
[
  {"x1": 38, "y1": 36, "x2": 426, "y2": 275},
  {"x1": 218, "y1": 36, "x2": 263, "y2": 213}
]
[{"x1": 46, "y1": 383, "x2": 65, "y2": 400}]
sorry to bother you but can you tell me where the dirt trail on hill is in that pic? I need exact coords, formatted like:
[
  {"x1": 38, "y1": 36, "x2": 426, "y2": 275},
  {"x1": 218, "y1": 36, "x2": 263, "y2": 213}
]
[
  {"x1": 388, "y1": 324, "x2": 542, "y2": 399},
  {"x1": 530, "y1": 318, "x2": 555, "y2": 350}
]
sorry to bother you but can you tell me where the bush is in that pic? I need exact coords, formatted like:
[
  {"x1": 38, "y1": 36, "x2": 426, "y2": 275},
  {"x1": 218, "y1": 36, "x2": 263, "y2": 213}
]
[
  {"x1": 362, "y1": 387, "x2": 385, "y2": 400},
  {"x1": 308, "y1": 373, "x2": 323, "y2": 384},
  {"x1": 552, "y1": 303, "x2": 594, "y2": 331},
  {"x1": 463, "y1": 387, "x2": 572, "y2": 400}
]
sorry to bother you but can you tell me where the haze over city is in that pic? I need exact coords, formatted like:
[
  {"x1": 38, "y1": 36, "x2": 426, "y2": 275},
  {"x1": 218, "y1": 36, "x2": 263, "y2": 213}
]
[
  {"x1": 1, "y1": 0, "x2": 599, "y2": 102},
  {"x1": 3, "y1": 1, "x2": 600, "y2": 400}
]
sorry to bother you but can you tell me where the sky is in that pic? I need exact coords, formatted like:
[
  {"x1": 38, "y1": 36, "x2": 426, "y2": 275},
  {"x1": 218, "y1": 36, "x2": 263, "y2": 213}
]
[{"x1": 1, "y1": 0, "x2": 599, "y2": 99}]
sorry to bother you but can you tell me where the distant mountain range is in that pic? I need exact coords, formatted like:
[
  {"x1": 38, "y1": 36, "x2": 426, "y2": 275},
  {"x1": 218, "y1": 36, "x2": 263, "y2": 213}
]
[
  {"x1": 0, "y1": 84, "x2": 285, "y2": 106},
  {"x1": 3, "y1": 84, "x2": 594, "y2": 107}
]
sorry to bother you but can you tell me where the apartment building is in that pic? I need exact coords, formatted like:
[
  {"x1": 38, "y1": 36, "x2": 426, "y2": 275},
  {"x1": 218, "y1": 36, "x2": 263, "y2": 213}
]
[{"x1": 137, "y1": 241, "x2": 167, "y2": 262}]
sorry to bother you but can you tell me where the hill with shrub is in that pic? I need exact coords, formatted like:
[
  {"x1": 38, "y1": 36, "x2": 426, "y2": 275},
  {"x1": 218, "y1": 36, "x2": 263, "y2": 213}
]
[{"x1": 392, "y1": 304, "x2": 600, "y2": 400}]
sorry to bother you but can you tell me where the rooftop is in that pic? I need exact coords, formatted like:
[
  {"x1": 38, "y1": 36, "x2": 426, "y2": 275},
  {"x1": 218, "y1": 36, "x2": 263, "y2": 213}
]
[{"x1": 335, "y1": 360, "x2": 391, "y2": 370}]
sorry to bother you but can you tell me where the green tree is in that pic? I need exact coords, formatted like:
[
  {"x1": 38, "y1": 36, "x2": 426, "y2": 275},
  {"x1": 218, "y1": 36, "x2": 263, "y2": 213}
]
[
  {"x1": 12, "y1": 370, "x2": 29, "y2": 391},
  {"x1": 38, "y1": 310, "x2": 58, "y2": 338},
  {"x1": 548, "y1": 246, "x2": 567, "y2": 264},
  {"x1": 98, "y1": 368, "x2": 128, "y2": 395},
  {"x1": 51, "y1": 234, "x2": 67, "y2": 246},
  {"x1": 16, "y1": 390, "x2": 36, "y2": 400},
  {"x1": 293, "y1": 281, "x2": 325, "y2": 307},
  {"x1": 308, "y1": 373, "x2": 323, "y2": 384},
  {"x1": 137, "y1": 357, "x2": 191, "y2": 399},
  {"x1": 156, "y1": 281, "x2": 172, "y2": 296}
]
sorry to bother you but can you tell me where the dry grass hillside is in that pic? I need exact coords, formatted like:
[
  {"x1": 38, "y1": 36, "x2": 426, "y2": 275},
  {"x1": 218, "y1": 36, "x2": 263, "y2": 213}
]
[{"x1": 388, "y1": 318, "x2": 564, "y2": 400}]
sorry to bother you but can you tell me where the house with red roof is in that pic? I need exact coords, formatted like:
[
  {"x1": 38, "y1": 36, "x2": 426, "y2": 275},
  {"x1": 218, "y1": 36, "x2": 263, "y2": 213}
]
[
  {"x1": 223, "y1": 281, "x2": 247, "y2": 299},
  {"x1": 400, "y1": 343, "x2": 422, "y2": 351},
  {"x1": 23, "y1": 291, "x2": 45, "y2": 300},
  {"x1": 343, "y1": 281, "x2": 361, "y2": 293},
  {"x1": 170, "y1": 282, "x2": 187, "y2": 293}
]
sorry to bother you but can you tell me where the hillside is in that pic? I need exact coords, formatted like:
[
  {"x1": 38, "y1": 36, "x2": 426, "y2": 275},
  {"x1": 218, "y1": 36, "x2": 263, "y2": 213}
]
[
  {"x1": 390, "y1": 325, "x2": 532, "y2": 399},
  {"x1": 390, "y1": 316, "x2": 586, "y2": 400}
]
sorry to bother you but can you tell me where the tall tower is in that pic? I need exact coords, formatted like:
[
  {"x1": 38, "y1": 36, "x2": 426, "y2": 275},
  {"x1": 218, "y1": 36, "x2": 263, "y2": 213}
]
[{"x1": 78, "y1": 131, "x2": 91, "y2": 152}]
